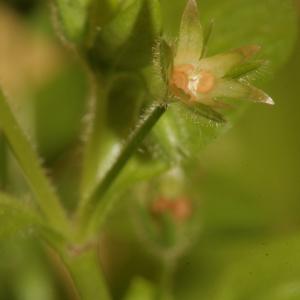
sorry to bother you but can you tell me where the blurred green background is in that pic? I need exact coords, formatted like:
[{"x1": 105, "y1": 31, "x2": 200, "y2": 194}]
[{"x1": 0, "y1": 0, "x2": 300, "y2": 299}]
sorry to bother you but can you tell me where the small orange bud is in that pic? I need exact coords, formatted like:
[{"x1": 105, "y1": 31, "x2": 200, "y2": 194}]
[
  {"x1": 151, "y1": 197, "x2": 170, "y2": 215},
  {"x1": 151, "y1": 196, "x2": 193, "y2": 222},
  {"x1": 169, "y1": 197, "x2": 193, "y2": 222}
]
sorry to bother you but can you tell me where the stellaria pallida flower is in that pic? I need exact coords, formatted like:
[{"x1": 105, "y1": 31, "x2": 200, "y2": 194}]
[{"x1": 161, "y1": 0, "x2": 274, "y2": 122}]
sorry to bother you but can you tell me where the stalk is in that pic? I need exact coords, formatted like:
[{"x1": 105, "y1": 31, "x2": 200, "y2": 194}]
[
  {"x1": 0, "y1": 89, "x2": 69, "y2": 235},
  {"x1": 82, "y1": 102, "x2": 168, "y2": 235},
  {"x1": 63, "y1": 246, "x2": 112, "y2": 300}
]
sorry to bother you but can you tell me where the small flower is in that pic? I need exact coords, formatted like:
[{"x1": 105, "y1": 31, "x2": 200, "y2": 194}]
[
  {"x1": 151, "y1": 196, "x2": 193, "y2": 222},
  {"x1": 166, "y1": 0, "x2": 274, "y2": 111}
]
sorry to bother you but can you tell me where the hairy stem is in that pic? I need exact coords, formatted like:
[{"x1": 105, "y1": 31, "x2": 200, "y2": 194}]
[
  {"x1": 61, "y1": 246, "x2": 111, "y2": 300},
  {"x1": 0, "y1": 89, "x2": 69, "y2": 235},
  {"x1": 0, "y1": 134, "x2": 6, "y2": 190},
  {"x1": 158, "y1": 258, "x2": 176, "y2": 300},
  {"x1": 82, "y1": 102, "x2": 168, "y2": 234}
]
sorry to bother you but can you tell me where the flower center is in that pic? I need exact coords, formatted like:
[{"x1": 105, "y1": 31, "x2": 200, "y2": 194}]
[
  {"x1": 196, "y1": 70, "x2": 215, "y2": 94},
  {"x1": 170, "y1": 64, "x2": 215, "y2": 100}
]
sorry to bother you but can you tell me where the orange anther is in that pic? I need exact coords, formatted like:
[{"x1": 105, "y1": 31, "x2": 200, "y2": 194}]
[
  {"x1": 169, "y1": 197, "x2": 192, "y2": 222},
  {"x1": 151, "y1": 197, "x2": 170, "y2": 215},
  {"x1": 170, "y1": 64, "x2": 195, "y2": 96},
  {"x1": 197, "y1": 70, "x2": 215, "y2": 94}
]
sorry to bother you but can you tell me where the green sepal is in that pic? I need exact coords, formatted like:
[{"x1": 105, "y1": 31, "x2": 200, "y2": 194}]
[
  {"x1": 225, "y1": 60, "x2": 267, "y2": 79},
  {"x1": 201, "y1": 19, "x2": 214, "y2": 58},
  {"x1": 199, "y1": 45, "x2": 261, "y2": 78},
  {"x1": 211, "y1": 79, "x2": 274, "y2": 105},
  {"x1": 175, "y1": 0, "x2": 203, "y2": 65},
  {"x1": 158, "y1": 39, "x2": 174, "y2": 84},
  {"x1": 184, "y1": 102, "x2": 226, "y2": 123}
]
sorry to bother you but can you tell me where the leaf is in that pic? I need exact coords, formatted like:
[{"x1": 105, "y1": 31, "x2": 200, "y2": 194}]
[
  {"x1": 107, "y1": 74, "x2": 145, "y2": 137},
  {"x1": 55, "y1": 0, "x2": 91, "y2": 42},
  {"x1": 153, "y1": 0, "x2": 297, "y2": 164},
  {"x1": 200, "y1": 0, "x2": 298, "y2": 74},
  {"x1": 91, "y1": 0, "x2": 142, "y2": 53},
  {"x1": 80, "y1": 73, "x2": 145, "y2": 199},
  {"x1": 34, "y1": 65, "x2": 88, "y2": 161},
  {"x1": 214, "y1": 236, "x2": 300, "y2": 300},
  {"x1": 88, "y1": 0, "x2": 161, "y2": 70}
]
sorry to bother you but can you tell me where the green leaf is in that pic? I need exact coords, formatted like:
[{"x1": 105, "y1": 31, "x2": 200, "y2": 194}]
[
  {"x1": 214, "y1": 236, "x2": 300, "y2": 300},
  {"x1": 88, "y1": 0, "x2": 161, "y2": 70},
  {"x1": 92, "y1": 0, "x2": 142, "y2": 53},
  {"x1": 34, "y1": 65, "x2": 87, "y2": 161},
  {"x1": 200, "y1": 0, "x2": 298, "y2": 74},
  {"x1": 79, "y1": 73, "x2": 148, "y2": 209},
  {"x1": 107, "y1": 74, "x2": 145, "y2": 137},
  {"x1": 55, "y1": 0, "x2": 91, "y2": 42}
]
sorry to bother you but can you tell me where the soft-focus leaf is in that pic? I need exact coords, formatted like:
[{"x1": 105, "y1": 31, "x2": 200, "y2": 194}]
[
  {"x1": 88, "y1": 0, "x2": 161, "y2": 70},
  {"x1": 55, "y1": 0, "x2": 91, "y2": 42},
  {"x1": 214, "y1": 236, "x2": 300, "y2": 300},
  {"x1": 34, "y1": 65, "x2": 87, "y2": 161},
  {"x1": 107, "y1": 74, "x2": 145, "y2": 137}
]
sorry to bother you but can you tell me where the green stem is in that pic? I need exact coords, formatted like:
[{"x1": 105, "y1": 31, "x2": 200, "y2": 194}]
[
  {"x1": 80, "y1": 74, "x2": 110, "y2": 204},
  {"x1": 158, "y1": 258, "x2": 176, "y2": 300},
  {"x1": 0, "y1": 89, "x2": 69, "y2": 235},
  {"x1": 64, "y1": 246, "x2": 111, "y2": 300},
  {"x1": 0, "y1": 134, "x2": 6, "y2": 190},
  {"x1": 83, "y1": 102, "x2": 168, "y2": 233}
]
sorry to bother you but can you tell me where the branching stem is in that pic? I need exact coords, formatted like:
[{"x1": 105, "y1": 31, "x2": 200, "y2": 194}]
[{"x1": 82, "y1": 102, "x2": 168, "y2": 233}]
